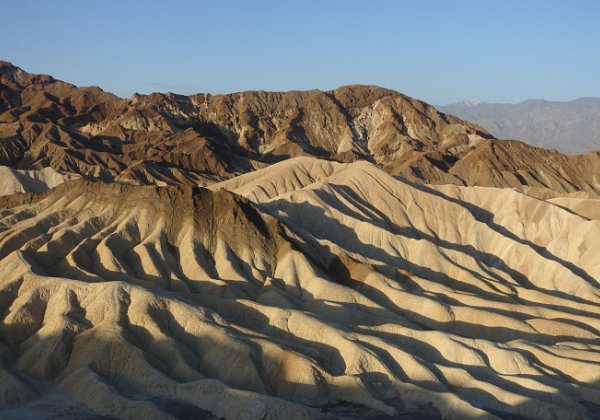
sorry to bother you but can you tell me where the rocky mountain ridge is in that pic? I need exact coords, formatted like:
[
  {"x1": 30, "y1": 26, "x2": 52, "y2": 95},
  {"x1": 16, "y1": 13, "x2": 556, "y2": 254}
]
[{"x1": 2, "y1": 61, "x2": 599, "y2": 196}]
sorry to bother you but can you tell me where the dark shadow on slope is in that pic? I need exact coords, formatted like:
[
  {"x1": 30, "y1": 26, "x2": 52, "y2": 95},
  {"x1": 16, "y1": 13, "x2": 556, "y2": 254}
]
[
  {"x1": 1, "y1": 303, "x2": 599, "y2": 419},
  {"x1": 325, "y1": 253, "x2": 600, "y2": 345},
  {"x1": 400, "y1": 178, "x2": 599, "y2": 288},
  {"x1": 264, "y1": 195, "x2": 600, "y2": 317}
]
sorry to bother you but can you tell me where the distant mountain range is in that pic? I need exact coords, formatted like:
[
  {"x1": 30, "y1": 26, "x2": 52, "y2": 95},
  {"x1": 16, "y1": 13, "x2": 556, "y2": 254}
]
[{"x1": 438, "y1": 98, "x2": 600, "y2": 155}]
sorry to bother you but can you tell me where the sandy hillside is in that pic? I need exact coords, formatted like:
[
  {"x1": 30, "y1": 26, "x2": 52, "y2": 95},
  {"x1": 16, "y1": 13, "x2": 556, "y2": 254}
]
[{"x1": 0, "y1": 157, "x2": 599, "y2": 419}]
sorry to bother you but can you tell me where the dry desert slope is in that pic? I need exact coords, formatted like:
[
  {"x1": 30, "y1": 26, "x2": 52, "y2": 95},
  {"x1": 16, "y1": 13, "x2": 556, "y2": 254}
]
[{"x1": 0, "y1": 158, "x2": 599, "y2": 419}]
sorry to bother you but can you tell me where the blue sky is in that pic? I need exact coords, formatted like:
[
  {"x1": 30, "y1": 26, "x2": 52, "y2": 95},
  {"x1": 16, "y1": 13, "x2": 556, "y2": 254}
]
[{"x1": 2, "y1": 0, "x2": 599, "y2": 104}]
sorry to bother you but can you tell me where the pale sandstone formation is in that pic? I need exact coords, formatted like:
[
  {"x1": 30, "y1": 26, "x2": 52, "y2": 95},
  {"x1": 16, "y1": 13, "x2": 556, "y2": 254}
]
[{"x1": 0, "y1": 158, "x2": 599, "y2": 419}]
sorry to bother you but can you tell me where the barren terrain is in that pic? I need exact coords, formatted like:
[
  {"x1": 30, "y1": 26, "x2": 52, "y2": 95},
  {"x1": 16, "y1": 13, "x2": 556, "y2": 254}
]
[{"x1": 1, "y1": 63, "x2": 599, "y2": 419}]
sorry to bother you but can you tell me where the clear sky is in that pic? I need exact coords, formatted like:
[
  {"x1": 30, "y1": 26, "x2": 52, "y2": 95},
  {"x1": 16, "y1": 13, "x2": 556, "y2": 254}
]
[{"x1": 2, "y1": 0, "x2": 599, "y2": 104}]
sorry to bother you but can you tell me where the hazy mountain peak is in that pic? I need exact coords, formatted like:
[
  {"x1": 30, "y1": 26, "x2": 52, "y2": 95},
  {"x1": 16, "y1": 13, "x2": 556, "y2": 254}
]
[
  {"x1": 439, "y1": 97, "x2": 600, "y2": 154},
  {"x1": 445, "y1": 98, "x2": 485, "y2": 107}
]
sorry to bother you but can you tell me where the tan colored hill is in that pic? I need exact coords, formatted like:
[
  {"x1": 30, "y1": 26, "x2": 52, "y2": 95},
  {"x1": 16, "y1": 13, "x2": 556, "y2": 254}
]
[
  {"x1": 0, "y1": 165, "x2": 78, "y2": 196},
  {"x1": 2, "y1": 61, "x2": 599, "y2": 195},
  {"x1": 1, "y1": 158, "x2": 599, "y2": 419}
]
